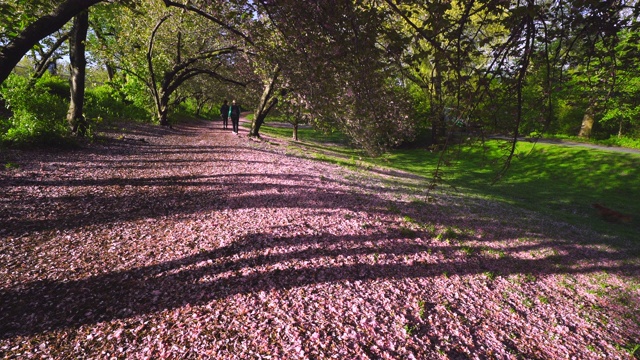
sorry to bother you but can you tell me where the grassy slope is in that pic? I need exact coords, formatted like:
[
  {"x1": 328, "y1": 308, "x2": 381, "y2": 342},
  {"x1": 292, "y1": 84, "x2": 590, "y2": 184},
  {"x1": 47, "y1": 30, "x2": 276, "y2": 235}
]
[
  {"x1": 250, "y1": 121, "x2": 640, "y2": 247},
  {"x1": 382, "y1": 141, "x2": 640, "y2": 245}
]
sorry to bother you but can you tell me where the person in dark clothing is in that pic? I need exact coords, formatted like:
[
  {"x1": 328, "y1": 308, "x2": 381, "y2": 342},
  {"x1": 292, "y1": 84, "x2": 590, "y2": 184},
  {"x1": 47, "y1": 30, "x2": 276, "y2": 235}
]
[
  {"x1": 220, "y1": 100, "x2": 229, "y2": 129},
  {"x1": 229, "y1": 100, "x2": 241, "y2": 134}
]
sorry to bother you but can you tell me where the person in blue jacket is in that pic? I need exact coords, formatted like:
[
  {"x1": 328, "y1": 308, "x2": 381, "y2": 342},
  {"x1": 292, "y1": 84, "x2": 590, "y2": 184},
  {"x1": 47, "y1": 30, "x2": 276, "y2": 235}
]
[{"x1": 229, "y1": 100, "x2": 241, "y2": 134}]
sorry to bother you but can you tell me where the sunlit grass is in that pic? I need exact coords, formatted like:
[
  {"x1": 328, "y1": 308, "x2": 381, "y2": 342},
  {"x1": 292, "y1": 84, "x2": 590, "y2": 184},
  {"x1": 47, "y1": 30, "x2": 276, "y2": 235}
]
[
  {"x1": 254, "y1": 121, "x2": 640, "y2": 245},
  {"x1": 376, "y1": 140, "x2": 640, "y2": 244},
  {"x1": 243, "y1": 116, "x2": 350, "y2": 145}
]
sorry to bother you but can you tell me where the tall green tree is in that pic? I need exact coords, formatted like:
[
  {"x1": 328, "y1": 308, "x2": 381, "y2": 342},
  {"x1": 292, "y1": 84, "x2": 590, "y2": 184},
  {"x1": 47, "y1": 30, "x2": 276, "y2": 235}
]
[
  {"x1": 385, "y1": 0, "x2": 513, "y2": 143},
  {"x1": 601, "y1": 26, "x2": 640, "y2": 137}
]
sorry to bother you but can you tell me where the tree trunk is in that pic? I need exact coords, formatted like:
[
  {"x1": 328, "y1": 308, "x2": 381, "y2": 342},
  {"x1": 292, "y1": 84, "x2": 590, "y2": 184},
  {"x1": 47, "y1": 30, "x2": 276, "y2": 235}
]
[
  {"x1": 617, "y1": 119, "x2": 623, "y2": 138},
  {"x1": 250, "y1": 65, "x2": 281, "y2": 137},
  {"x1": 578, "y1": 105, "x2": 595, "y2": 139},
  {"x1": 251, "y1": 106, "x2": 273, "y2": 138},
  {"x1": 158, "y1": 109, "x2": 169, "y2": 127},
  {"x1": 431, "y1": 109, "x2": 446, "y2": 146},
  {"x1": 0, "y1": 0, "x2": 104, "y2": 86},
  {"x1": 195, "y1": 95, "x2": 207, "y2": 118},
  {"x1": 158, "y1": 90, "x2": 170, "y2": 127},
  {"x1": 67, "y1": 10, "x2": 89, "y2": 136},
  {"x1": 105, "y1": 63, "x2": 115, "y2": 82},
  {"x1": 292, "y1": 124, "x2": 298, "y2": 141}
]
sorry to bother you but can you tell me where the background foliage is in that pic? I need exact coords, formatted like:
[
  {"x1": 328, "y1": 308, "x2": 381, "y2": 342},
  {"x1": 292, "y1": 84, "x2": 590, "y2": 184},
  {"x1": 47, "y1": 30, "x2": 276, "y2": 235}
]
[{"x1": 0, "y1": 0, "x2": 639, "y2": 152}]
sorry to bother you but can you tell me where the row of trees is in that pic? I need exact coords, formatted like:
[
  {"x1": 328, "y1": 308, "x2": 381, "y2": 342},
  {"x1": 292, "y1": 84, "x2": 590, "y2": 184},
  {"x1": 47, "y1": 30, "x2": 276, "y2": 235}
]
[{"x1": 1, "y1": 0, "x2": 639, "y2": 154}]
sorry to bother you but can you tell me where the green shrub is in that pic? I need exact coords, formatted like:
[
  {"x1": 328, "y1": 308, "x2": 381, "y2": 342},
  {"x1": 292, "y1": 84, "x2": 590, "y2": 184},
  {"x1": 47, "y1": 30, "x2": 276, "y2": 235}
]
[
  {"x1": 120, "y1": 77, "x2": 153, "y2": 122},
  {"x1": 2, "y1": 111, "x2": 69, "y2": 147},
  {"x1": 2, "y1": 73, "x2": 68, "y2": 122},
  {"x1": 599, "y1": 136, "x2": 640, "y2": 150},
  {"x1": 85, "y1": 79, "x2": 151, "y2": 123},
  {"x1": 85, "y1": 84, "x2": 123, "y2": 120},
  {"x1": 1, "y1": 74, "x2": 70, "y2": 147}
]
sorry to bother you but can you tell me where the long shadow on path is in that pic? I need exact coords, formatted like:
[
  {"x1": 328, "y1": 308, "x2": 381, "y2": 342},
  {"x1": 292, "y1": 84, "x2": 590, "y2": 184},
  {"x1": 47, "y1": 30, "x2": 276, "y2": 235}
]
[{"x1": 2, "y1": 227, "x2": 639, "y2": 339}]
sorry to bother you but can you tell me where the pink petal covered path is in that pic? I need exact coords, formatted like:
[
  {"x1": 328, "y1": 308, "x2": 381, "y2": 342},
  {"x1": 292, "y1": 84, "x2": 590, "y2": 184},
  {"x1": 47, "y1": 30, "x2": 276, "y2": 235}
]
[{"x1": 1, "y1": 119, "x2": 639, "y2": 359}]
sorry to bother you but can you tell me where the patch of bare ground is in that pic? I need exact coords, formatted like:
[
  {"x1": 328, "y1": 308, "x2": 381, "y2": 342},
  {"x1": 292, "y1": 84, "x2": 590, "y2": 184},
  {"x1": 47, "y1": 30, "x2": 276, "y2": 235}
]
[{"x1": 1, "y1": 119, "x2": 639, "y2": 359}]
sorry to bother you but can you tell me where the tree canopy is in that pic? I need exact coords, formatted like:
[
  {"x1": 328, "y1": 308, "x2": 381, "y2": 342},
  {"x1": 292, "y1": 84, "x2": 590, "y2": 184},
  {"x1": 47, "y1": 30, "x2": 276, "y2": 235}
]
[{"x1": 1, "y1": 0, "x2": 640, "y2": 153}]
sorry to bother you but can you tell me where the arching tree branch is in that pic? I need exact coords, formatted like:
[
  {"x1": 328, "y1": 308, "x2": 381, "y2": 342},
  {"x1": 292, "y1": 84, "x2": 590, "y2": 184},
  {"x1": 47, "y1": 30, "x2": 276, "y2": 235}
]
[
  {"x1": 161, "y1": 0, "x2": 254, "y2": 45},
  {"x1": 32, "y1": 31, "x2": 71, "y2": 81},
  {"x1": 0, "y1": 0, "x2": 106, "y2": 86}
]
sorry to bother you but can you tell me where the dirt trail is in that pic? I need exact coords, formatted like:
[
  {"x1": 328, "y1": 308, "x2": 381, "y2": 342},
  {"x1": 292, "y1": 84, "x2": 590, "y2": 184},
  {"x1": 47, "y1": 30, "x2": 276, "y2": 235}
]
[
  {"x1": 490, "y1": 135, "x2": 640, "y2": 154},
  {"x1": 535, "y1": 138, "x2": 640, "y2": 154}
]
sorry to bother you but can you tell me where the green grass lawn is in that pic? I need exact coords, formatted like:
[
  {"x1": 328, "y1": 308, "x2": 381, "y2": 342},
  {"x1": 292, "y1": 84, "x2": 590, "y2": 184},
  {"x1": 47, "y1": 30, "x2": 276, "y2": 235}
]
[
  {"x1": 252, "y1": 121, "x2": 640, "y2": 245},
  {"x1": 243, "y1": 115, "x2": 349, "y2": 145},
  {"x1": 378, "y1": 141, "x2": 640, "y2": 244}
]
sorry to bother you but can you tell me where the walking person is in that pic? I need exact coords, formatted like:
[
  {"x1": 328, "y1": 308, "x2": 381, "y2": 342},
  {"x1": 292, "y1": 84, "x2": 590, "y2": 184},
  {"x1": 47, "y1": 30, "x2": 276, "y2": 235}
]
[
  {"x1": 229, "y1": 100, "x2": 241, "y2": 134},
  {"x1": 220, "y1": 100, "x2": 229, "y2": 129}
]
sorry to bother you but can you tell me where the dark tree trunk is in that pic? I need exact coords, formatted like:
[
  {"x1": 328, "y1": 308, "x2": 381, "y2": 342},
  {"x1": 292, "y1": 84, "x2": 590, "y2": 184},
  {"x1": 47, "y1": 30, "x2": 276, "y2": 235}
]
[
  {"x1": 251, "y1": 106, "x2": 274, "y2": 138},
  {"x1": 0, "y1": 0, "x2": 104, "y2": 86},
  {"x1": 429, "y1": 3, "x2": 447, "y2": 147},
  {"x1": 250, "y1": 66, "x2": 281, "y2": 137},
  {"x1": 158, "y1": 90, "x2": 170, "y2": 127},
  {"x1": 578, "y1": 105, "x2": 595, "y2": 139},
  {"x1": 105, "y1": 63, "x2": 115, "y2": 82},
  {"x1": 292, "y1": 124, "x2": 299, "y2": 141},
  {"x1": 67, "y1": 10, "x2": 89, "y2": 136},
  {"x1": 195, "y1": 94, "x2": 207, "y2": 118},
  {"x1": 431, "y1": 40, "x2": 446, "y2": 145},
  {"x1": 431, "y1": 110, "x2": 446, "y2": 146},
  {"x1": 158, "y1": 109, "x2": 170, "y2": 127}
]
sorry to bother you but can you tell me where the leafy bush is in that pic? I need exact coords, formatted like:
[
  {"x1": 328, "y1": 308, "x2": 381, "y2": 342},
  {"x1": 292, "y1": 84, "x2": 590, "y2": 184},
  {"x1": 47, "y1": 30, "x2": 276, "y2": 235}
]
[
  {"x1": 1, "y1": 74, "x2": 70, "y2": 147},
  {"x1": 2, "y1": 111, "x2": 69, "y2": 147},
  {"x1": 0, "y1": 73, "x2": 157, "y2": 148},
  {"x1": 119, "y1": 77, "x2": 153, "y2": 122},
  {"x1": 85, "y1": 84, "x2": 123, "y2": 120},
  {"x1": 2, "y1": 73, "x2": 68, "y2": 121},
  {"x1": 85, "y1": 82, "x2": 149, "y2": 122},
  {"x1": 553, "y1": 98, "x2": 586, "y2": 136}
]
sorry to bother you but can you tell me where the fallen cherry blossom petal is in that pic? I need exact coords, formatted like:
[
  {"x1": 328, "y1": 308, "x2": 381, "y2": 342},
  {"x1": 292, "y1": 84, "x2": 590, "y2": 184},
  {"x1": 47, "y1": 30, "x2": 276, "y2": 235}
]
[{"x1": 0, "y1": 119, "x2": 638, "y2": 359}]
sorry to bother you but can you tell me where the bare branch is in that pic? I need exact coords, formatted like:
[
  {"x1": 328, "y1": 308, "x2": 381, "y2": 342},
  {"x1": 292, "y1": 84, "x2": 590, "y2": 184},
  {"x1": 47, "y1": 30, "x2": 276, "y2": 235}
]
[
  {"x1": 161, "y1": 0, "x2": 253, "y2": 45},
  {"x1": 147, "y1": 14, "x2": 172, "y2": 109}
]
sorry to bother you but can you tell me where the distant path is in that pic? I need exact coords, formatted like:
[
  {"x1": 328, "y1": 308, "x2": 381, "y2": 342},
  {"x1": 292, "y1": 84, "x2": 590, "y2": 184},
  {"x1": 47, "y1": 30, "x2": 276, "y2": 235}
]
[
  {"x1": 246, "y1": 120, "x2": 640, "y2": 155},
  {"x1": 533, "y1": 138, "x2": 640, "y2": 154},
  {"x1": 490, "y1": 135, "x2": 640, "y2": 154}
]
